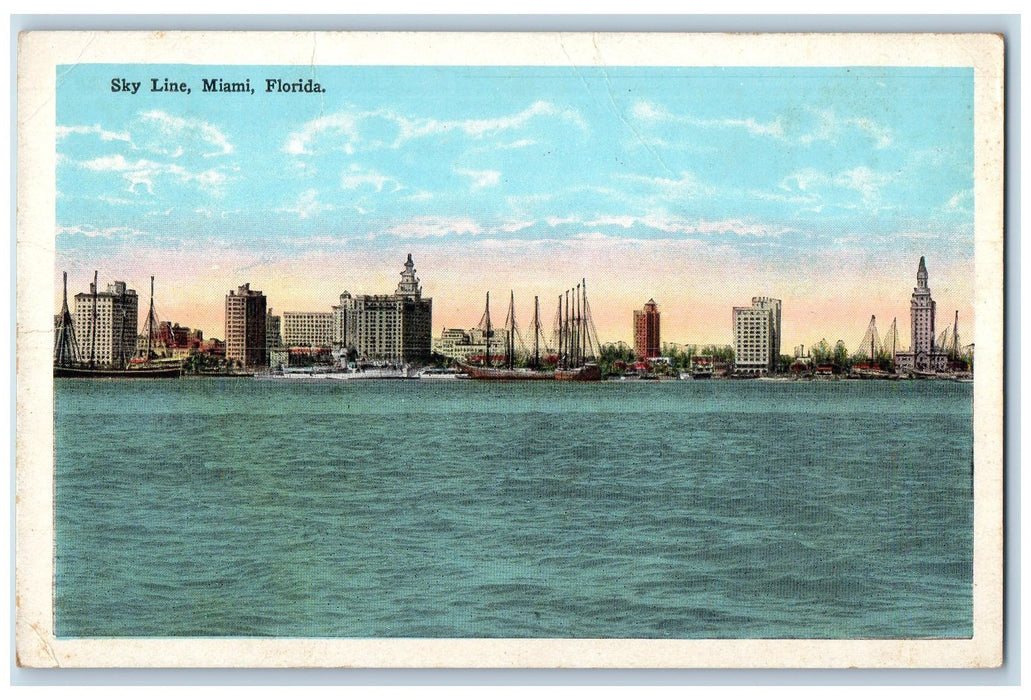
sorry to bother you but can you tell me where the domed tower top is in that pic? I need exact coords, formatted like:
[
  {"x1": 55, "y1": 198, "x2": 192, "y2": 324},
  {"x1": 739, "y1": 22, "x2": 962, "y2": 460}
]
[
  {"x1": 917, "y1": 256, "x2": 928, "y2": 289},
  {"x1": 396, "y1": 253, "x2": 421, "y2": 298}
]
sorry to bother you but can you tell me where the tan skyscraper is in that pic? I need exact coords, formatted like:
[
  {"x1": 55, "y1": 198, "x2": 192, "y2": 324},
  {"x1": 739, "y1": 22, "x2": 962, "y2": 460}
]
[{"x1": 895, "y1": 256, "x2": 948, "y2": 372}]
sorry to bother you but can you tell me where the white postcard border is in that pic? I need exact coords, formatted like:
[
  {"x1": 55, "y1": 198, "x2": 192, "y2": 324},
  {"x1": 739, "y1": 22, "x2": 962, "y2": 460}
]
[{"x1": 15, "y1": 30, "x2": 1005, "y2": 669}]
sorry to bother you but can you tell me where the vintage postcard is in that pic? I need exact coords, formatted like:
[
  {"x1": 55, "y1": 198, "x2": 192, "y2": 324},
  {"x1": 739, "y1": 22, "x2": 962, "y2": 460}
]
[{"x1": 16, "y1": 31, "x2": 1004, "y2": 668}]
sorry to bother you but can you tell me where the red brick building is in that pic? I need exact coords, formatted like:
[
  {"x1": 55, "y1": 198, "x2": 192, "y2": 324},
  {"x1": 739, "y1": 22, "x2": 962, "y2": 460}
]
[{"x1": 633, "y1": 299, "x2": 661, "y2": 359}]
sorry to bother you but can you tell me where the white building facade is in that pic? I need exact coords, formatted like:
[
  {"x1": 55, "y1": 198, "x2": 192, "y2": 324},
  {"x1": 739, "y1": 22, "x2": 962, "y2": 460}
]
[
  {"x1": 73, "y1": 280, "x2": 138, "y2": 366},
  {"x1": 332, "y1": 254, "x2": 433, "y2": 364},
  {"x1": 282, "y1": 311, "x2": 332, "y2": 347},
  {"x1": 733, "y1": 296, "x2": 782, "y2": 375},
  {"x1": 432, "y1": 327, "x2": 512, "y2": 363}
]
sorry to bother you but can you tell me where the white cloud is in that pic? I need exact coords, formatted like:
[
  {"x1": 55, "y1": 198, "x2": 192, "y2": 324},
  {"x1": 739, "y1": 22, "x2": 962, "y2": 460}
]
[
  {"x1": 399, "y1": 101, "x2": 587, "y2": 142},
  {"x1": 631, "y1": 101, "x2": 786, "y2": 139},
  {"x1": 944, "y1": 189, "x2": 974, "y2": 214},
  {"x1": 284, "y1": 112, "x2": 363, "y2": 156},
  {"x1": 284, "y1": 101, "x2": 586, "y2": 156},
  {"x1": 98, "y1": 194, "x2": 134, "y2": 206},
  {"x1": 833, "y1": 166, "x2": 892, "y2": 204},
  {"x1": 276, "y1": 189, "x2": 339, "y2": 219},
  {"x1": 56, "y1": 225, "x2": 145, "y2": 239},
  {"x1": 616, "y1": 171, "x2": 713, "y2": 199},
  {"x1": 139, "y1": 109, "x2": 233, "y2": 156},
  {"x1": 632, "y1": 101, "x2": 892, "y2": 149},
  {"x1": 800, "y1": 109, "x2": 893, "y2": 149},
  {"x1": 498, "y1": 220, "x2": 535, "y2": 233},
  {"x1": 56, "y1": 124, "x2": 131, "y2": 143},
  {"x1": 78, "y1": 154, "x2": 228, "y2": 195},
  {"x1": 586, "y1": 215, "x2": 636, "y2": 229},
  {"x1": 340, "y1": 164, "x2": 402, "y2": 193},
  {"x1": 379, "y1": 217, "x2": 484, "y2": 239},
  {"x1": 498, "y1": 139, "x2": 538, "y2": 149},
  {"x1": 456, "y1": 168, "x2": 501, "y2": 189},
  {"x1": 777, "y1": 165, "x2": 895, "y2": 213}
]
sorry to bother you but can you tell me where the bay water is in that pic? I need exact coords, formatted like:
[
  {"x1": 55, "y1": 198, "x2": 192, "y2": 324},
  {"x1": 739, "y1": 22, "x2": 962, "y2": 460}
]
[{"x1": 54, "y1": 378, "x2": 973, "y2": 639}]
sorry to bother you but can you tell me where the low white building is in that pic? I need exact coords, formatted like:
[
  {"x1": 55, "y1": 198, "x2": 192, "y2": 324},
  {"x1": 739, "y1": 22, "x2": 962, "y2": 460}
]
[
  {"x1": 282, "y1": 311, "x2": 332, "y2": 348},
  {"x1": 433, "y1": 327, "x2": 512, "y2": 363}
]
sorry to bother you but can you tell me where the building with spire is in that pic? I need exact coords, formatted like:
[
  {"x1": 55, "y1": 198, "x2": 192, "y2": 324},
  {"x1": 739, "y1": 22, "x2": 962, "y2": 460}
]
[
  {"x1": 895, "y1": 256, "x2": 949, "y2": 373},
  {"x1": 332, "y1": 253, "x2": 433, "y2": 364},
  {"x1": 633, "y1": 299, "x2": 661, "y2": 359}
]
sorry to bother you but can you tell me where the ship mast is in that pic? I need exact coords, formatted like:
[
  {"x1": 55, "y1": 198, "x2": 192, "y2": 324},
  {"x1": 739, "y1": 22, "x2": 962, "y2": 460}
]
[
  {"x1": 871, "y1": 315, "x2": 875, "y2": 368},
  {"x1": 564, "y1": 289, "x2": 570, "y2": 368},
  {"x1": 506, "y1": 290, "x2": 516, "y2": 370},
  {"x1": 575, "y1": 283, "x2": 582, "y2": 367},
  {"x1": 533, "y1": 296, "x2": 540, "y2": 369},
  {"x1": 581, "y1": 278, "x2": 588, "y2": 362},
  {"x1": 146, "y1": 275, "x2": 156, "y2": 361},
  {"x1": 953, "y1": 310, "x2": 959, "y2": 364},
  {"x1": 484, "y1": 292, "x2": 491, "y2": 367},
  {"x1": 89, "y1": 270, "x2": 98, "y2": 368},
  {"x1": 54, "y1": 271, "x2": 80, "y2": 367}
]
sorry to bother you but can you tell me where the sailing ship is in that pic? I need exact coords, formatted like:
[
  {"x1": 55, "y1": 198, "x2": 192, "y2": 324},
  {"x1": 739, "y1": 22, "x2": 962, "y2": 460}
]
[
  {"x1": 458, "y1": 280, "x2": 601, "y2": 381},
  {"x1": 53, "y1": 271, "x2": 182, "y2": 378}
]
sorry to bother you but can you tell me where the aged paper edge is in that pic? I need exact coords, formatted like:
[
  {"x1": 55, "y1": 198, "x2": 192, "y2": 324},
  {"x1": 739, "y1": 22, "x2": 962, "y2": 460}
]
[{"x1": 14, "y1": 31, "x2": 1005, "y2": 669}]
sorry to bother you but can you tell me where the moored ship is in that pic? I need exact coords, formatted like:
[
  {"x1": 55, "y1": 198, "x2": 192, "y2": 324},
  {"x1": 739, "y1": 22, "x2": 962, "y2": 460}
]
[
  {"x1": 458, "y1": 282, "x2": 601, "y2": 382},
  {"x1": 54, "y1": 271, "x2": 183, "y2": 379}
]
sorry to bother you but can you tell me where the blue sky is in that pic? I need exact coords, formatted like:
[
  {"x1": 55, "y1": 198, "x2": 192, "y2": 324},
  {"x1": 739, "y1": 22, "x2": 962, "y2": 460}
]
[{"x1": 55, "y1": 64, "x2": 975, "y2": 348}]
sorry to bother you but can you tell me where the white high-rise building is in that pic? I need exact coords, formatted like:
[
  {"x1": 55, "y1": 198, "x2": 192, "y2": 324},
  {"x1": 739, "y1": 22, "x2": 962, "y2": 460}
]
[
  {"x1": 733, "y1": 296, "x2": 782, "y2": 375},
  {"x1": 332, "y1": 254, "x2": 433, "y2": 364},
  {"x1": 73, "y1": 280, "x2": 138, "y2": 366},
  {"x1": 282, "y1": 311, "x2": 332, "y2": 347}
]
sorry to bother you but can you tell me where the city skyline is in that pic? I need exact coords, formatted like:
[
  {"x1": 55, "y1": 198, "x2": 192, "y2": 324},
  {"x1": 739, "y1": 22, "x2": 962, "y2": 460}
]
[
  {"x1": 56, "y1": 252, "x2": 969, "y2": 358},
  {"x1": 55, "y1": 64, "x2": 975, "y2": 350}
]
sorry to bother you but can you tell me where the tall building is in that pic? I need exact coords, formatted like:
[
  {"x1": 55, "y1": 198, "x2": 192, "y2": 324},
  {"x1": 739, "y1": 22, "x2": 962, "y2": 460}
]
[
  {"x1": 733, "y1": 296, "x2": 782, "y2": 375},
  {"x1": 282, "y1": 311, "x2": 332, "y2": 347},
  {"x1": 633, "y1": 299, "x2": 661, "y2": 359},
  {"x1": 266, "y1": 309, "x2": 282, "y2": 353},
  {"x1": 225, "y1": 283, "x2": 267, "y2": 367},
  {"x1": 332, "y1": 254, "x2": 433, "y2": 364},
  {"x1": 895, "y1": 256, "x2": 948, "y2": 372},
  {"x1": 73, "y1": 280, "x2": 138, "y2": 366}
]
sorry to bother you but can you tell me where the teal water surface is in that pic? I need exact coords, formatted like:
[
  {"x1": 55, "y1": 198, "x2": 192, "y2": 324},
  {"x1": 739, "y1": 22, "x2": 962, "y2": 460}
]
[{"x1": 54, "y1": 378, "x2": 973, "y2": 638}]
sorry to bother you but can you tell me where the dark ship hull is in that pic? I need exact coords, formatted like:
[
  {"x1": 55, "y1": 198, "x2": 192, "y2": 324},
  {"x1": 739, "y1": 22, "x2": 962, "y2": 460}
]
[
  {"x1": 54, "y1": 364, "x2": 182, "y2": 379},
  {"x1": 458, "y1": 362, "x2": 556, "y2": 381}
]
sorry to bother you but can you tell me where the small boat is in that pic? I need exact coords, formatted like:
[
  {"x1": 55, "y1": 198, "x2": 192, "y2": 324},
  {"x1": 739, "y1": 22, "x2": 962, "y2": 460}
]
[
  {"x1": 255, "y1": 364, "x2": 413, "y2": 381},
  {"x1": 326, "y1": 364, "x2": 412, "y2": 380},
  {"x1": 417, "y1": 367, "x2": 470, "y2": 380}
]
